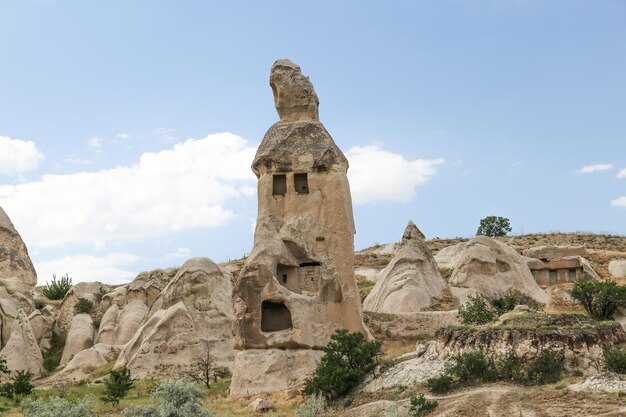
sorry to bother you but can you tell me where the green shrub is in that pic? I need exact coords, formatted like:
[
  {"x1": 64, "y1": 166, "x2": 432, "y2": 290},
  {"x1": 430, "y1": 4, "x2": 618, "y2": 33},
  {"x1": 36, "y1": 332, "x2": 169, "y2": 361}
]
[
  {"x1": 570, "y1": 277, "x2": 626, "y2": 320},
  {"x1": 408, "y1": 393, "x2": 438, "y2": 416},
  {"x1": 102, "y1": 367, "x2": 134, "y2": 406},
  {"x1": 42, "y1": 274, "x2": 73, "y2": 300},
  {"x1": 426, "y1": 374, "x2": 453, "y2": 394},
  {"x1": 476, "y1": 216, "x2": 511, "y2": 237},
  {"x1": 122, "y1": 379, "x2": 213, "y2": 417},
  {"x1": 445, "y1": 349, "x2": 496, "y2": 384},
  {"x1": 42, "y1": 349, "x2": 61, "y2": 373},
  {"x1": 496, "y1": 351, "x2": 524, "y2": 381},
  {"x1": 525, "y1": 351, "x2": 564, "y2": 385},
  {"x1": 490, "y1": 290, "x2": 539, "y2": 315},
  {"x1": 74, "y1": 298, "x2": 93, "y2": 315},
  {"x1": 458, "y1": 294, "x2": 496, "y2": 325},
  {"x1": 303, "y1": 329, "x2": 381, "y2": 400},
  {"x1": 23, "y1": 397, "x2": 96, "y2": 417},
  {"x1": 0, "y1": 370, "x2": 34, "y2": 401},
  {"x1": 296, "y1": 394, "x2": 330, "y2": 417},
  {"x1": 604, "y1": 347, "x2": 626, "y2": 374}
]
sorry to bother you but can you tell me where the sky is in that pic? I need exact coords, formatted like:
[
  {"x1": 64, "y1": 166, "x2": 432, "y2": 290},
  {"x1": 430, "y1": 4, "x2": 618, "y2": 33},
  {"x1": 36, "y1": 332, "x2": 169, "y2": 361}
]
[{"x1": 1, "y1": 0, "x2": 625, "y2": 285}]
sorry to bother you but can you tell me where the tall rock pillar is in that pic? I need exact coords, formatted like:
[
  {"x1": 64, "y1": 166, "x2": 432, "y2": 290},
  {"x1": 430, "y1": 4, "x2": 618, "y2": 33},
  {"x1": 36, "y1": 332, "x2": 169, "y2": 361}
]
[{"x1": 229, "y1": 59, "x2": 369, "y2": 397}]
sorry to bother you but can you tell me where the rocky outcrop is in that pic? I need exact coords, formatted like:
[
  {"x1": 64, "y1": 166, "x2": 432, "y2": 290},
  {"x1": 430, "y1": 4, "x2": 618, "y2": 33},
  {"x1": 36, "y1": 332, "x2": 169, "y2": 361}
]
[
  {"x1": 55, "y1": 282, "x2": 105, "y2": 340},
  {"x1": 0, "y1": 309, "x2": 43, "y2": 377},
  {"x1": 56, "y1": 343, "x2": 118, "y2": 383},
  {"x1": 345, "y1": 400, "x2": 408, "y2": 417},
  {"x1": 0, "y1": 207, "x2": 36, "y2": 347},
  {"x1": 523, "y1": 245, "x2": 586, "y2": 259},
  {"x1": 362, "y1": 313, "x2": 626, "y2": 392},
  {"x1": 230, "y1": 349, "x2": 322, "y2": 397},
  {"x1": 571, "y1": 372, "x2": 626, "y2": 393},
  {"x1": 96, "y1": 301, "x2": 148, "y2": 346},
  {"x1": 269, "y1": 59, "x2": 319, "y2": 122},
  {"x1": 60, "y1": 314, "x2": 94, "y2": 366},
  {"x1": 444, "y1": 236, "x2": 548, "y2": 304},
  {"x1": 609, "y1": 259, "x2": 626, "y2": 279},
  {"x1": 364, "y1": 310, "x2": 459, "y2": 340},
  {"x1": 363, "y1": 221, "x2": 451, "y2": 313}
]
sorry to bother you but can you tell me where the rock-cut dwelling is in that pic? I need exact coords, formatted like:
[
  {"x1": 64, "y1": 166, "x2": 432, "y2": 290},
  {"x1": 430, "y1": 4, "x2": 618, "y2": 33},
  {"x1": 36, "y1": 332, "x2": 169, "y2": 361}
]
[{"x1": 229, "y1": 59, "x2": 369, "y2": 397}]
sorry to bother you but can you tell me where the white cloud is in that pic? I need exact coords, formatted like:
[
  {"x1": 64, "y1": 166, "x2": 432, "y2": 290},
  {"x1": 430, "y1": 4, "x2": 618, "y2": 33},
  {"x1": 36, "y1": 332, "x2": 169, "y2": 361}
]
[
  {"x1": 0, "y1": 132, "x2": 257, "y2": 249},
  {"x1": 0, "y1": 136, "x2": 44, "y2": 176},
  {"x1": 347, "y1": 145, "x2": 444, "y2": 204},
  {"x1": 35, "y1": 252, "x2": 139, "y2": 285},
  {"x1": 612, "y1": 197, "x2": 626, "y2": 207},
  {"x1": 165, "y1": 247, "x2": 191, "y2": 260},
  {"x1": 576, "y1": 163, "x2": 614, "y2": 174},
  {"x1": 116, "y1": 132, "x2": 131, "y2": 139},
  {"x1": 87, "y1": 137, "x2": 102, "y2": 148},
  {"x1": 617, "y1": 168, "x2": 626, "y2": 179}
]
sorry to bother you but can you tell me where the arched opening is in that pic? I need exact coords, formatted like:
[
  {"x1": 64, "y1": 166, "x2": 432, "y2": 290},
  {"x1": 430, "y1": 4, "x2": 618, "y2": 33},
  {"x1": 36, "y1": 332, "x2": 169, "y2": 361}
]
[{"x1": 261, "y1": 301, "x2": 292, "y2": 332}]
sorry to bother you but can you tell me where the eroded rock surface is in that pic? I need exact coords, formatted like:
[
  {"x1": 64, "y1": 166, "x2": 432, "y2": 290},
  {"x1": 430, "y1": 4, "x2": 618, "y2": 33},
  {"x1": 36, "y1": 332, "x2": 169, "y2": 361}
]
[
  {"x1": 364, "y1": 221, "x2": 451, "y2": 313},
  {"x1": 0, "y1": 309, "x2": 43, "y2": 377},
  {"x1": 61, "y1": 314, "x2": 94, "y2": 366}
]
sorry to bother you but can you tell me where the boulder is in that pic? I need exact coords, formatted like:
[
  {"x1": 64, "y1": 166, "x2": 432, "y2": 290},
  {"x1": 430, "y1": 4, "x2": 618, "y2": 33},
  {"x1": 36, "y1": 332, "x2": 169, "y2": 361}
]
[
  {"x1": 249, "y1": 398, "x2": 274, "y2": 412},
  {"x1": 55, "y1": 282, "x2": 105, "y2": 340},
  {"x1": 363, "y1": 221, "x2": 451, "y2": 313},
  {"x1": 571, "y1": 372, "x2": 626, "y2": 393},
  {"x1": 0, "y1": 309, "x2": 43, "y2": 377},
  {"x1": 60, "y1": 314, "x2": 94, "y2": 366},
  {"x1": 446, "y1": 236, "x2": 548, "y2": 304},
  {"x1": 609, "y1": 259, "x2": 626, "y2": 279},
  {"x1": 229, "y1": 348, "x2": 322, "y2": 397},
  {"x1": 434, "y1": 241, "x2": 467, "y2": 270},
  {"x1": 55, "y1": 343, "x2": 118, "y2": 383},
  {"x1": 523, "y1": 245, "x2": 586, "y2": 260}
]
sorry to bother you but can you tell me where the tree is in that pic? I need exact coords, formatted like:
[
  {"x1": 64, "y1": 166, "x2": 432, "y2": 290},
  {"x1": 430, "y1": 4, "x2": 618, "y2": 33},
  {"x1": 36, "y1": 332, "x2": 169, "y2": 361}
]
[
  {"x1": 476, "y1": 216, "x2": 512, "y2": 237},
  {"x1": 303, "y1": 329, "x2": 381, "y2": 400},
  {"x1": 182, "y1": 346, "x2": 224, "y2": 390},
  {"x1": 570, "y1": 277, "x2": 626, "y2": 320},
  {"x1": 102, "y1": 367, "x2": 134, "y2": 406}
]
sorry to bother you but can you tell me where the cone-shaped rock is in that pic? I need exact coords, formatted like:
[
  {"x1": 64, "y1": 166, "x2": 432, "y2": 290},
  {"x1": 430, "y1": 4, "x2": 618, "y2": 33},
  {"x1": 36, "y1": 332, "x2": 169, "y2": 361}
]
[{"x1": 363, "y1": 221, "x2": 450, "y2": 313}]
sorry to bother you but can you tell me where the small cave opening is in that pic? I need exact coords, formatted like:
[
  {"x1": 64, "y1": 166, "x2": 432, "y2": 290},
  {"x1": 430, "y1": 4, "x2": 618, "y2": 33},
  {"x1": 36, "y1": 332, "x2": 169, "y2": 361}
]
[{"x1": 261, "y1": 301, "x2": 293, "y2": 332}]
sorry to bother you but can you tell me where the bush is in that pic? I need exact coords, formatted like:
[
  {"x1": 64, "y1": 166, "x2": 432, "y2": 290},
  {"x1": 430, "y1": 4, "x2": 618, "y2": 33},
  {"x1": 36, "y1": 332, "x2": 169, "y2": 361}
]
[
  {"x1": 490, "y1": 290, "x2": 539, "y2": 316},
  {"x1": 102, "y1": 367, "x2": 134, "y2": 406},
  {"x1": 42, "y1": 274, "x2": 73, "y2": 300},
  {"x1": 0, "y1": 370, "x2": 34, "y2": 401},
  {"x1": 409, "y1": 393, "x2": 438, "y2": 416},
  {"x1": 604, "y1": 347, "x2": 626, "y2": 374},
  {"x1": 296, "y1": 394, "x2": 330, "y2": 417},
  {"x1": 303, "y1": 329, "x2": 381, "y2": 400},
  {"x1": 476, "y1": 216, "x2": 512, "y2": 237},
  {"x1": 122, "y1": 379, "x2": 213, "y2": 417},
  {"x1": 43, "y1": 349, "x2": 61, "y2": 373},
  {"x1": 458, "y1": 294, "x2": 496, "y2": 325},
  {"x1": 426, "y1": 374, "x2": 453, "y2": 394},
  {"x1": 525, "y1": 351, "x2": 564, "y2": 385},
  {"x1": 496, "y1": 351, "x2": 524, "y2": 381},
  {"x1": 74, "y1": 298, "x2": 93, "y2": 315},
  {"x1": 23, "y1": 397, "x2": 97, "y2": 417},
  {"x1": 570, "y1": 277, "x2": 626, "y2": 320},
  {"x1": 445, "y1": 349, "x2": 496, "y2": 384}
]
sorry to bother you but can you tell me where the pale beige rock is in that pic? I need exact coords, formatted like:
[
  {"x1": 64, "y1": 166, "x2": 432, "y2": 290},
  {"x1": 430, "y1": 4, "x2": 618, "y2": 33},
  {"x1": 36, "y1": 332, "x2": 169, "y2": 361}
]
[
  {"x1": 249, "y1": 398, "x2": 274, "y2": 412},
  {"x1": 55, "y1": 282, "x2": 105, "y2": 340},
  {"x1": 434, "y1": 241, "x2": 468, "y2": 270},
  {"x1": 55, "y1": 343, "x2": 119, "y2": 383},
  {"x1": 126, "y1": 267, "x2": 177, "y2": 307},
  {"x1": 61, "y1": 314, "x2": 94, "y2": 366},
  {"x1": 96, "y1": 301, "x2": 148, "y2": 346},
  {"x1": 363, "y1": 221, "x2": 451, "y2": 313},
  {"x1": 229, "y1": 349, "x2": 322, "y2": 397},
  {"x1": 0, "y1": 309, "x2": 43, "y2": 377},
  {"x1": 28, "y1": 309, "x2": 51, "y2": 347},
  {"x1": 447, "y1": 236, "x2": 548, "y2": 304},
  {"x1": 523, "y1": 245, "x2": 586, "y2": 260},
  {"x1": 0, "y1": 207, "x2": 37, "y2": 346},
  {"x1": 609, "y1": 259, "x2": 626, "y2": 279},
  {"x1": 345, "y1": 400, "x2": 407, "y2": 417},
  {"x1": 364, "y1": 310, "x2": 459, "y2": 340},
  {"x1": 231, "y1": 60, "x2": 369, "y2": 396}
]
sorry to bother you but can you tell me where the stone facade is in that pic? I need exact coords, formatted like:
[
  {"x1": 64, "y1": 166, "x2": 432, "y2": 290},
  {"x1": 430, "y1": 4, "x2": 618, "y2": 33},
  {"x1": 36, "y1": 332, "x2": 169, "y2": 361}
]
[{"x1": 523, "y1": 246, "x2": 599, "y2": 287}]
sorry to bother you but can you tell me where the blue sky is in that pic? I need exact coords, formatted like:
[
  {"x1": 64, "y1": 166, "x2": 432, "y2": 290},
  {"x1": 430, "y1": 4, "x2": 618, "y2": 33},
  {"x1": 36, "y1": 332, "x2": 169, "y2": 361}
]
[{"x1": 1, "y1": 0, "x2": 625, "y2": 284}]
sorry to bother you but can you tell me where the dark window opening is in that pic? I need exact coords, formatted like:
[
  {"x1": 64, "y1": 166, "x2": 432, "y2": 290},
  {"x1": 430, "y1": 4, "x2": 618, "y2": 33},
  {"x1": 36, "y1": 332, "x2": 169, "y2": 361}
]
[
  {"x1": 299, "y1": 261, "x2": 321, "y2": 267},
  {"x1": 261, "y1": 301, "x2": 292, "y2": 332},
  {"x1": 273, "y1": 174, "x2": 287, "y2": 196},
  {"x1": 282, "y1": 274, "x2": 288, "y2": 283},
  {"x1": 294, "y1": 173, "x2": 309, "y2": 194}
]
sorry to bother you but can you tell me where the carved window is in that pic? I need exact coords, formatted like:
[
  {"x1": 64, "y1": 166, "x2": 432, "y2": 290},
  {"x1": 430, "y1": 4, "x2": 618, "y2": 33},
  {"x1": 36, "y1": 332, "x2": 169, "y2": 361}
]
[
  {"x1": 261, "y1": 301, "x2": 292, "y2": 332},
  {"x1": 273, "y1": 174, "x2": 287, "y2": 196},
  {"x1": 294, "y1": 173, "x2": 309, "y2": 194}
]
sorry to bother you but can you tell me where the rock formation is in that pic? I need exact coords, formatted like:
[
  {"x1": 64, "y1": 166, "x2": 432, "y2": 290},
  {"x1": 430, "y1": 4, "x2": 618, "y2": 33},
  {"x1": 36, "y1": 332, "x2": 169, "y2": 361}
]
[
  {"x1": 0, "y1": 309, "x2": 43, "y2": 378},
  {"x1": 436, "y1": 236, "x2": 548, "y2": 304},
  {"x1": 61, "y1": 314, "x2": 95, "y2": 366},
  {"x1": 0, "y1": 207, "x2": 36, "y2": 348},
  {"x1": 363, "y1": 221, "x2": 451, "y2": 313},
  {"x1": 96, "y1": 300, "x2": 148, "y2": 346},
  {"x1": 114, "y1": 258, "x2": 235, "y2": 379},
  {"x1": 609, "y1": 259, "x2": 626, "y2": 279},
  {"x1": 230, "y1": 59, "x2": 369, "y2": 397},
  {"x1": 55, "y1": 281, "x2": 106, "y2": 340}
]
